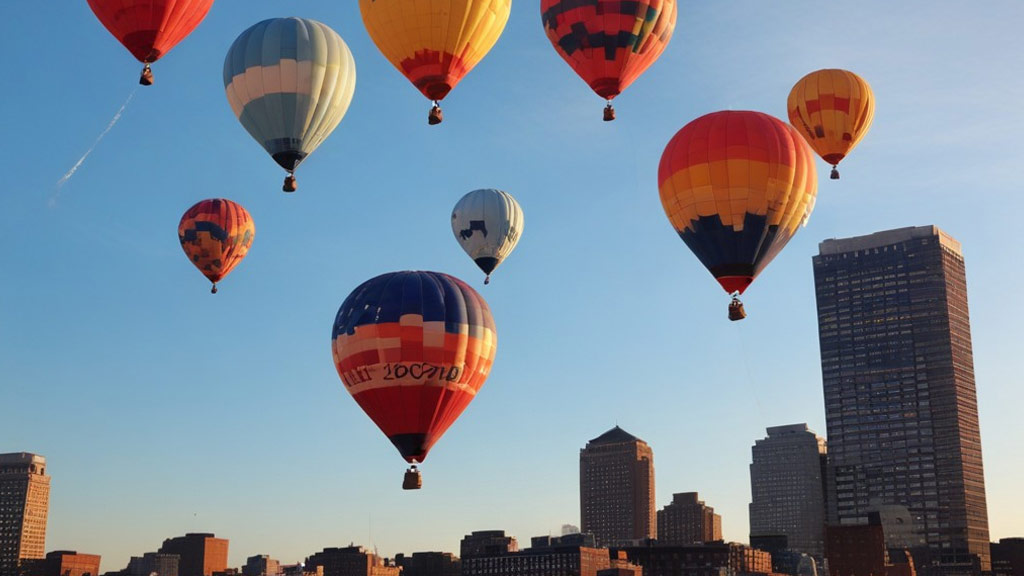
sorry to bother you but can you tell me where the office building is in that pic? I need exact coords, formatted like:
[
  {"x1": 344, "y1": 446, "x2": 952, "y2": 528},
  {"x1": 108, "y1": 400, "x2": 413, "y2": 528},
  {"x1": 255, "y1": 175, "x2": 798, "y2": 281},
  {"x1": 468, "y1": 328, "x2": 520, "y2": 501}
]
[
  {"x1": 749, "y1": 424, "x2": 827, "y2": 559},
  {"x1": 580, "y1": 427, "x2": 656, "y2": 546},
  {"x1": 992, "y1": 538, "x2": 1024, "y2": 576},
  {"x1": 393, "y1": 552, "x2": 459, "y2": 576},
  {"x1": 461, "y1": 539, "x2": 610, "y2": 576},
  {"x1": 127, "y1": 553, "x2": 179, "y2": 576},
  {"x1": 613, "y1": 542, "x2": 771, "y2": 576},
  {"x1": 243, "y1": 556, "x2": 281, "y2": 576},
  {"x1": 158, "y1": 534, "x2": 228, "y2": 576},
  {"x1": 657, "y1": 492, "x2": 721, "y2": 545},
  {"x1": 38, "y1": 551, "x2": 101, "y2": 576},
  {"x1": 0, "y1": 453, "x2": 50, "y2": 576},
  {"x1": 814, "y1": 226, "x2": 990, "y2": 575}
]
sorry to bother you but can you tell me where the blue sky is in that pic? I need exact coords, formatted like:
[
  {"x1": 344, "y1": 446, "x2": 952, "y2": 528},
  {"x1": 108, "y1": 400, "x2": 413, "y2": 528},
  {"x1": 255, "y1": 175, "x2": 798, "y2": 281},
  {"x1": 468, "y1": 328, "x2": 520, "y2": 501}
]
[{"x1": 2, "y1": 0, "x2": 1023, "y2": 570}]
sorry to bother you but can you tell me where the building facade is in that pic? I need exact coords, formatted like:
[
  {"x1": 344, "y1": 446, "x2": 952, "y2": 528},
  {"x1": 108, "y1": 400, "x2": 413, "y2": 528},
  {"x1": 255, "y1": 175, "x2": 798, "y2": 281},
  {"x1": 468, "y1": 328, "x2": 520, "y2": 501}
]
[
  {"x1": 813, "y1": 226, "x2": 990, "y2": 574},
  {"x1": 0, "y1": 453, "x2": 50, "y2": 576},
  {"x1": 580, "y1": 427, "x2": 656, "y2": 546},
  {"x1": 158, "y1": 534, "x2": 228, "y2": 576},
  {"x1": 461, "y1": 545, "x2": 610, "y2": 576},
  {"x1": 304, "y1": 546, "x2": 400, "y2": 576},
  {"x1": 991, "y1": 538, "x2": 1024, "y2": 576},
  {"x1": 460, "y1": 531, "x2": 518, "y2": 558},
  {"x1": 127, "y1": 553, "x2": 179, "y2": 576},
  {"x1": 749, "y1": 424, "x2": 827, "y2": 559},
  {"x1": 39, "y1": 551, "x2": 101, "y2": 576},
  {"x1": 243, "y1": 556, "x2": 281, "y2": 576},
  {"x1": 393, "y1": 552, "x2": 459, "y2": 576},
  {"x1": 613, "y1": 542, "x2": 772, "y2": 576},
  {"x1": 657, "y1": 492, "x2": 722, "y2": 545}
]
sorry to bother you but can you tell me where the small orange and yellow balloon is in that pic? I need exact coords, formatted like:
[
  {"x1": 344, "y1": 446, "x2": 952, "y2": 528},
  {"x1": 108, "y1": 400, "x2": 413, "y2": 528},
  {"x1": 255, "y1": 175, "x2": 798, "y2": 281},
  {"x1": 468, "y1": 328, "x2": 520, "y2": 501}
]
[
  {"x1": 178, "y1": 199, "x2": 255, "y2": 294},
  {"x1": 787, "y1": 69, "x2": 875, "y2": 179}
]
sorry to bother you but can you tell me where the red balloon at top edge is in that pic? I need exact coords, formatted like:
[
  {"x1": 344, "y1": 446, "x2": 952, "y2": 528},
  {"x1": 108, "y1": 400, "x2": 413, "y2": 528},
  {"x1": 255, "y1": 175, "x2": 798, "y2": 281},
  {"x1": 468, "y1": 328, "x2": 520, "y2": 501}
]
[{"x1": 87, "y1": 0, "x2": 214, "y2": 65}]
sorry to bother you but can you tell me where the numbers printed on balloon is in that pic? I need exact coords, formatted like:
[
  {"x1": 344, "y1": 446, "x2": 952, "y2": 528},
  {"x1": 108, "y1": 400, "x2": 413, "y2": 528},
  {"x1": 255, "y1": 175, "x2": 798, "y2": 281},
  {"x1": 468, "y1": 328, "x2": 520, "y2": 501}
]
[{"x1": 382, "y1": 363, "x2": 462, "y2": 382}]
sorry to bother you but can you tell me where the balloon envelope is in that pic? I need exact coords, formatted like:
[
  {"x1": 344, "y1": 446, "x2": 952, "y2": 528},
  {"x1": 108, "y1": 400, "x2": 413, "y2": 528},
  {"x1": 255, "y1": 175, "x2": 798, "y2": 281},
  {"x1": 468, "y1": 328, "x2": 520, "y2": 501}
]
[
  {"x1": 224, "y1": 18, "x2": 356, "y2": 177},
  {"x1": 541, "y1": 0, "x2": 677, "y2": 102},
  {"x1": 178, "y1": 198, "x2": 255, "y2": 292},
  {"x1": 359, "y1": 0, "x2": 511, "y2": 102},
  {"x1": 658, "y1": 110, "x2": 818, "y2": 295},
  {"x1": 87, "y1": 0, "x2": 214, "y2": 64},
  {"x1": 787, "y1": 69, "x2": 875, "y2": 175},
  {"x1": 451, "y1": 189, "x2": 524, "y2": 282},
  {"x1": 332, "y1": 271, "x2": 497, "y2": 464}
]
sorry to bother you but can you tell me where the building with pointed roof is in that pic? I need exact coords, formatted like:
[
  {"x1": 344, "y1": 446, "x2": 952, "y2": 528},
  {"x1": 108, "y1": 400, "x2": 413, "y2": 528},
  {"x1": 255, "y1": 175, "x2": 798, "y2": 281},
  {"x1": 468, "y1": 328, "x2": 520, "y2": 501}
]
[{"x1": 580, "y1": 427, "x2": 656, "y2": 547}]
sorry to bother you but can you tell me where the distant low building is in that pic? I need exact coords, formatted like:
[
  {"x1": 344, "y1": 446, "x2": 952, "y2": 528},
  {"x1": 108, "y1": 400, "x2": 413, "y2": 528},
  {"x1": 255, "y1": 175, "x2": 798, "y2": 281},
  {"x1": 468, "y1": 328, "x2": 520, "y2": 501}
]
[
  {"x1": 462, "y1": 538, "x2": 611, "y2": 576},
  {"x1": 657, "y1": 493, "x2": 722, "y2": 545},
  {"x1": 304, "y1": 546, "x2": 399, "y2": 576},
  {"x1": 128, "y1": 552, "x2": 180, "y2": 576},
  {"x1": 612, "y1": 541, "x2": 772, "y2": 576},
  {"x1": 394, "y1": 552, "x2": 460, "y2": 576},
  {"x1": 243, "y1": 556, "x2": 281, "y2": 576},
  {"x1": 460, "y1": 532, "x2": 518, "y2": 558},
  {"x1": 36, "y1": 551, "x2": 101, "y2": 576},
  {"x1": 158, "y1": 534, "x2": 228, "y2": 576},
  {"x1": 825, "y1": 523, "x2": 916, "y2": 576},
  {"x1": 992, "y1": 539, "x2": 1024, "y2": 576}
]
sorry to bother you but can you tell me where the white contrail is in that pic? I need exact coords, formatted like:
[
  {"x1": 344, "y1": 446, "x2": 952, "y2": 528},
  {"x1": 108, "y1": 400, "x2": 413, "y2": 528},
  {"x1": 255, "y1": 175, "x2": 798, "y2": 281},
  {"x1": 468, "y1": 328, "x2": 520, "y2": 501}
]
[{"x1": 52, "y1": 88, "x2": 138, "y2": 199}]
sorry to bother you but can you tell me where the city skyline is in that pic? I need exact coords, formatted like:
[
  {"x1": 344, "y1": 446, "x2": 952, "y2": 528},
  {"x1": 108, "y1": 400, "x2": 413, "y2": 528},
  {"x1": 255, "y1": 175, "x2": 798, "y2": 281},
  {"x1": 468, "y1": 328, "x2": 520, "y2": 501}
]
[{"x1": 3, "y1": 0, "x2": 1024, "y2": 571}]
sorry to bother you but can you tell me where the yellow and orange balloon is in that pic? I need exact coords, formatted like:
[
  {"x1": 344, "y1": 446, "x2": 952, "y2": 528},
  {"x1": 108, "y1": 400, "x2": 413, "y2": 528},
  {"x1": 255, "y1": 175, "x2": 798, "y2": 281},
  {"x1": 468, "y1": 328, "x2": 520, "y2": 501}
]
[
  {"x1": 359, "y1": 0, "x2": 511, "y2": 124},
  {"x1": 658, "y1": 110, "x2": 818, "y2": 320},
  {"x1": 178, "y1": 199, "x2": 255, "y2": 294},
  {"x1": 787, "y1": 69, "x2": 875, "y2": 179}
]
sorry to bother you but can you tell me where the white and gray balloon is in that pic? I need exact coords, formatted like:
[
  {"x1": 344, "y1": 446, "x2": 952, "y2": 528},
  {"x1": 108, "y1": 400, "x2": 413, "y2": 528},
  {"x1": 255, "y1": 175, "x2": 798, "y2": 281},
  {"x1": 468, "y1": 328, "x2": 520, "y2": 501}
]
[{"x1": 451, "y1": 189, "x2": 524, "y2": 284}]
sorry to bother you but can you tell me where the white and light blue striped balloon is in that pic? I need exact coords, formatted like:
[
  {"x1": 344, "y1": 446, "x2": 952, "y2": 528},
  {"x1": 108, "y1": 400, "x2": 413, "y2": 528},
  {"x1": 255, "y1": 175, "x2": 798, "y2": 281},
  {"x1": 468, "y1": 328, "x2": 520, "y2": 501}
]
[{"x1": 224, "y1": 18, "x2": 356, "y2": 176}]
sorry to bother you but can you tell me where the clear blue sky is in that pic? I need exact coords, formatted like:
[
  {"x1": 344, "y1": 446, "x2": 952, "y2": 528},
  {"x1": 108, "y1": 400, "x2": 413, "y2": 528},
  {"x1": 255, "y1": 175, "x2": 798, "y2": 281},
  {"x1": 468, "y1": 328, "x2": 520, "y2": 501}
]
[{"x1": 2, "y1": 1, "x2": 1022, "y2": 570}]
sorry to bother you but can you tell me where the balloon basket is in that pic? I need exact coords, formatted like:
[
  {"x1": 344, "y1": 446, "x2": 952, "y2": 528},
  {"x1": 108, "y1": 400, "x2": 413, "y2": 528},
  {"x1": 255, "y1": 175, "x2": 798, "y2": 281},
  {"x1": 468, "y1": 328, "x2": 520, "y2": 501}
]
[
  {"x1": 830, "y1": 166, "x2": 840, "y2": 180},
  {"x1": 283, "y1": 174, "x2": 297, "y2": 192},
  {"x1": 728, "y1": 297, "x2": 746, "y2": 322},
  {"x1": 429, "y1": 103, "x2": 444, "y2": 125},
  {"x1": 210, "y1": 283, "x2": 218, "y2": 295},
  {"x1": 403, "y1": 465, "x2": 422, "y2": 490},
  {"x1": 139, "y1": 64, "x2": 154, "y2": 86},
  {"x1": 603, "y1": 103, "x2": 616, "y2": 122}
]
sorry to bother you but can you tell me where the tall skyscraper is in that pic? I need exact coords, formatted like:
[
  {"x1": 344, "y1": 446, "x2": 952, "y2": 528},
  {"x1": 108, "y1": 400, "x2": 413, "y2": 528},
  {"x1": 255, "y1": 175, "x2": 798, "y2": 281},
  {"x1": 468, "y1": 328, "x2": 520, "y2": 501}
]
[
  {"x1": 813, "y1": 226, "x2": 990, "y2": 575},
  {"x1": 580, "y1": 426, "x2": 656, "y2": 546},
  {"x1": 657, "y1": 492, "x2": 722, "y2": 545},
  {"x1": 749, "y1": 424, "x2": 827, "y2": 559},
  {"x1": 0, "y1": 453, "x2": 51, "y2": 576}
]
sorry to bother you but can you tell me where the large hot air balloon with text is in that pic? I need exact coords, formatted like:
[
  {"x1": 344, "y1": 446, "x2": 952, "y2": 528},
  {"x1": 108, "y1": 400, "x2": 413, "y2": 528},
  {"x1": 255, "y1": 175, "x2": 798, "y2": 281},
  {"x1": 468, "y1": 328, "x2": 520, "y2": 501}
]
[
  {"x1": 332, "y1": 271, "x2": 498, "y2": 489},
  {"x1": 541, "y1": 0, "x2": 677, "y2": 120},
  {"x1": 451, "y1": 189, "x2": 524, "y2": 284},
  {"x1": 87, "y1": 0, "x2": 215, "y2": 85},
  {"x1": 787, "y1": 69, "x2": 875, "y2": 180},
  {"x1": 178, "y1": 199, "x2": 255, "y2": 294},
  {"x1": 359, "y1": 0, "x2": 512, "y2": 125},
  {"x1": 224, "y1": 18, "x2": 356, "y2": 192},
  {"x1": 658, "y1": 110, "x2": 818, "y2": 320}
]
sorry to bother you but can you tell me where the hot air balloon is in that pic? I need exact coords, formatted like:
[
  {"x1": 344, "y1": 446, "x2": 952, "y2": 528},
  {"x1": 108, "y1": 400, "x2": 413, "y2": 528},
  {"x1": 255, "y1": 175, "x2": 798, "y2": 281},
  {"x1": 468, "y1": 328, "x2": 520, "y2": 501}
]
[
  {"x1": 658, "y1": 110, "x2": 818, "y2": 320},
  {"x1": 451, "y1": 189, "x2": 524, "y2": 285},
  {"x1": 332, "y1": 271, "x2": 498, "y2": 489},
  {"x1": 359, "y1": 0, "x2": 511, "y2": 125},
  {"x1": 178, "y1": 198, "x2": 255, "y2": 294},
  {"x1": 224, "y1": 18, "x2": 356, "y2": 192},
  {"x1": 87, "y1": 0, "x2": 215, "y2": 85},
  {"x1": 541, "y1": 0, "x2": 677, "y2": 121},
  {"x1": 787, "y1": 69, "x2": 875, "y2": 180}
]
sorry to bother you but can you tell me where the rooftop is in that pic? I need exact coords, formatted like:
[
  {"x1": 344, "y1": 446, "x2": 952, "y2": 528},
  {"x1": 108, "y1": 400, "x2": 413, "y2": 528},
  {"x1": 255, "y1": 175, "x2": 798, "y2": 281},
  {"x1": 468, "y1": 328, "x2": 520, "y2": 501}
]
[{"x1": 818, "y1": 225, "x2": 961, "y2": 256}]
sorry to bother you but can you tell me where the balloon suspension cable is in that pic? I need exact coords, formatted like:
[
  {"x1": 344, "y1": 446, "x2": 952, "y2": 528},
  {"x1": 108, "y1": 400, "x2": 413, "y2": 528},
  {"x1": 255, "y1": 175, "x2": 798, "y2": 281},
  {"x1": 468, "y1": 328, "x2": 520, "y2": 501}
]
[
  {"x1": 403, "y1": 463, "x2": 422, "y2": 490},
  {"x1": 484, "y1": 275, "x2": 491, "y2": 285},
  {"x1": 830, "y1": 165, "x2": 840, "y2": 180},
  {"x1": 603, "y1": 101, "x2": 616, "y2": 122},
  {"x1": 211, "y1": 283, "x2": 218, "y2": 295},
  {"x1": 428, "y1": 101, "x2": 444, "y2": 125},
  {"x1": 728, "y1": 293, "x2": 747, "y2": 322},
  {"x1": 139, "y1": 63, "x2": 154, "y2": 86},
  {"x1": 283, "y1": 173, "x2": 297, "y2": 193}
]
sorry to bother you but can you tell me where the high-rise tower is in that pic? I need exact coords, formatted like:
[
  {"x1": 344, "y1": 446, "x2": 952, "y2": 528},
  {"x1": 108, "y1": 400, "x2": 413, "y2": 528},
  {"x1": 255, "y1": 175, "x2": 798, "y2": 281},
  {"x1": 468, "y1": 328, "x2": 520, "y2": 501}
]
[
  {"x1": 813, "y1": 226, "x2": 989, "y2": 575},
  {"x1": 748, "y1": 424, "x2": 827, "y2": 559},
  {"x1": 579, "y1": 426, "x2": 655, "y2": 546},
  {"x1": 0, "y1": 453, "x2": 50, "y2": 576}
]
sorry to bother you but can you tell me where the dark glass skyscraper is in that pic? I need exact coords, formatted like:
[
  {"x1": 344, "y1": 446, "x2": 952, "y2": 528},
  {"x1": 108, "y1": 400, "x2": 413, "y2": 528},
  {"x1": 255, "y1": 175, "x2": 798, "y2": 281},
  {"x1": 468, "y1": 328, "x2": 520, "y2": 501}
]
[{"x1": 813, "y1": 226, "x2": 989, "y2": 575}]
